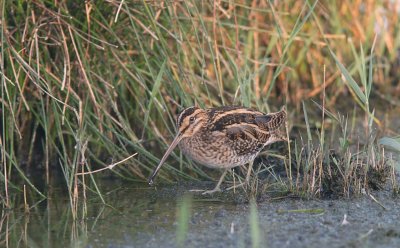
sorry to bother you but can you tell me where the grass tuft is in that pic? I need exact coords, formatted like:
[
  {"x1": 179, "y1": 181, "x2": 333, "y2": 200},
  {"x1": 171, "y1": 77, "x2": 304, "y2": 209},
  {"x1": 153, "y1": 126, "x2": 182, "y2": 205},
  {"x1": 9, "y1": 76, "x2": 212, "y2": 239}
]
[{"x1": 0, "y1": 0, "x2": 399, "y2": 209}]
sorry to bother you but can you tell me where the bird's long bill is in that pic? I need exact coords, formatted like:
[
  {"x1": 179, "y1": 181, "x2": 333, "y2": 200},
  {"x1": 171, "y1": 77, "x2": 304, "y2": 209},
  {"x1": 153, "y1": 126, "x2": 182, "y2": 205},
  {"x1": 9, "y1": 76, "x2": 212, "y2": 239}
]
[{"x1": 148, "y1": 133, "x2": 182, "y2": 185}]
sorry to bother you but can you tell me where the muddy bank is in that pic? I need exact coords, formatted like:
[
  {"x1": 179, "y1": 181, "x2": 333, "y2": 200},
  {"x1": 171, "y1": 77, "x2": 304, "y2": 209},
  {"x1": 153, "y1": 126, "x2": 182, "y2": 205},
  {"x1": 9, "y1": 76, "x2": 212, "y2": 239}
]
[{"x1": 90, "y1": 184, "x2": 400, "y2": 248}]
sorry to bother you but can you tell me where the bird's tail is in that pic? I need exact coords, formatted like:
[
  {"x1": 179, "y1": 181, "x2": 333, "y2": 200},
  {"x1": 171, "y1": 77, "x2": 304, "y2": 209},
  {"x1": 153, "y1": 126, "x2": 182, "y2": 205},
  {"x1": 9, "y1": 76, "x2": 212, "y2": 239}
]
[{"x1": 255, "y1": 106, "x2": 287, "y2": 131}]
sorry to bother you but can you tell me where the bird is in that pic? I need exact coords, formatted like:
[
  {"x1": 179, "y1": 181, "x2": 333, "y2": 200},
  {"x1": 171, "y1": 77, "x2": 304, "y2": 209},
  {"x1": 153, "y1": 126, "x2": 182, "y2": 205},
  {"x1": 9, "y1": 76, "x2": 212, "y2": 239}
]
[{"x1": 148, "y1": 105, "x2": 287, "y2": 194}]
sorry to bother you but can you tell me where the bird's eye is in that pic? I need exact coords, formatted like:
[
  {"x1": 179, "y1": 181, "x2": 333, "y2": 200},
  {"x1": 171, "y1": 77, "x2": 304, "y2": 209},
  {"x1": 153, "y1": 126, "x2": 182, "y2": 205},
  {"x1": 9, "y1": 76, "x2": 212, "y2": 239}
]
[{"x1": 189, "y1": 116, "x2": 195, "y2": 123}]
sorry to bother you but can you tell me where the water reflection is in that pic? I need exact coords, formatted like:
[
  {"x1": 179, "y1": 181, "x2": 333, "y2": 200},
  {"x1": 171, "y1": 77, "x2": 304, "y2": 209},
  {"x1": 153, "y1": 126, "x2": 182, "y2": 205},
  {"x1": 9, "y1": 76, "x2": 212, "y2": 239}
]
[
  {"x1": 1, "y1": 193, "x2": 90, "y2": 247},
  {"x1": 0, "y1": 183, "x2": 213, "y2": 247}
]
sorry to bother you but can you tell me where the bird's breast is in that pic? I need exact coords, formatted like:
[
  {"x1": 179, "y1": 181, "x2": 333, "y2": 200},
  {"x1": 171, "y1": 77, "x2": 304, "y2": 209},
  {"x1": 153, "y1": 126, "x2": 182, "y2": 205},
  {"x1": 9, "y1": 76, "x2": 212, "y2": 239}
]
[{"x1": 178, "y1": 132, "x2": 260, "y2": 169}]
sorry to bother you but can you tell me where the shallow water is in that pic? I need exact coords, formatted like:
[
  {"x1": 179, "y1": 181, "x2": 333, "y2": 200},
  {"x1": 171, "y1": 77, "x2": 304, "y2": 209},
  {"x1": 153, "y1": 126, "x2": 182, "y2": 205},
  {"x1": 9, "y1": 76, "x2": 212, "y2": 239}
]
[{"x1": 2, "y1": 181, "x2": 400, "y2": 248}]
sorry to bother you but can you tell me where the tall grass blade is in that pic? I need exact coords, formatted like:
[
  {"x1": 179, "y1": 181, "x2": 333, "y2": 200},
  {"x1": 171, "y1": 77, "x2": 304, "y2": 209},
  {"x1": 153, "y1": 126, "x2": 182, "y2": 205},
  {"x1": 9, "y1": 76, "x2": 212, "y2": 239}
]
[
  {"x1": 249, "y1": 199, "x2": 261, "y2": 248},
  {"x1": 302, "y1": 101, "x2": 312, "y2": 143},
  {"x1": 329, "y1": 50, "x2": 367, "y2": 105},
  {"x1": 176, "y1": 194, "x2": 192, "y2": 247},
  {"x1": 142, "y1": 59, "x2": 167, "y2": 135},
  {"x1": 266, "y1": 0, "x2": 318, "y2": 99}
]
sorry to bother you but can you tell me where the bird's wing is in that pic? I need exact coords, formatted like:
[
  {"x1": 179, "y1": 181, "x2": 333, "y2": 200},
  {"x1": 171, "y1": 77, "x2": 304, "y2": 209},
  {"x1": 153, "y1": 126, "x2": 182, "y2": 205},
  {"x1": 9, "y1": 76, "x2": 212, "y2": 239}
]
[{"x1": 224, "y1": 124, "x2": 260, "y2": 142}]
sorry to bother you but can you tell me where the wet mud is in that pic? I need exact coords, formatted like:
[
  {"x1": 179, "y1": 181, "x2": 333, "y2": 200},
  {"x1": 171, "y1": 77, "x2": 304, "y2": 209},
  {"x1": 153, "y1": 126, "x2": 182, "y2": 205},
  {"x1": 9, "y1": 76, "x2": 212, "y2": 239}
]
[{"x1": 4, "y1": 181, "x2": 400, "y2": 248}]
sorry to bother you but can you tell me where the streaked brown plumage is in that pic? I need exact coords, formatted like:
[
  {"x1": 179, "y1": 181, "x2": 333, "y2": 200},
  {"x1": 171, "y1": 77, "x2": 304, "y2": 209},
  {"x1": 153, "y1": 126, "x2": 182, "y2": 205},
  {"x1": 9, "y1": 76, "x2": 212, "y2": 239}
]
[{"x1": 148, "y1": 105, "x2": 287, "y2": 193}]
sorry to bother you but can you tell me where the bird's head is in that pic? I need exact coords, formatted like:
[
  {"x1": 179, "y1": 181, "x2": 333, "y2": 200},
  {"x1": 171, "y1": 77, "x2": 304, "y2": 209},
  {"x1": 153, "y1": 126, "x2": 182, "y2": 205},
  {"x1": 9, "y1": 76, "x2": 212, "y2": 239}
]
[
  {"x1": 148, "y1": 106, "x2": 207, "y2": 184},
  {"x1": 176, "y1": 106, "x2": 207, "y2": 138}
]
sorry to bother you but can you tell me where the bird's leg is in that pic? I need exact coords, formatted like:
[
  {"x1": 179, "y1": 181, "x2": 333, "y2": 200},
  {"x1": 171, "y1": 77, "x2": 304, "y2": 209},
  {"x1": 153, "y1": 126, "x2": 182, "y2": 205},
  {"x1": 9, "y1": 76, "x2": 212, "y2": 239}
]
[
  {"x1": 226, "y1": 160, "x2": 254, "y2": 191},
  {"x1": 201, "y1": 169, "x2": 229, "y2": 195}
]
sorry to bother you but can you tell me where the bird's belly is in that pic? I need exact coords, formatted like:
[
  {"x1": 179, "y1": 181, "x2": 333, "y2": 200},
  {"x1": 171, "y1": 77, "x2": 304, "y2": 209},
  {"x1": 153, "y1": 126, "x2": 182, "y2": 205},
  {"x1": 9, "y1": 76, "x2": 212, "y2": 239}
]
[{"x1": 178, "y1": 137, "x2": 258, "y2": 169}]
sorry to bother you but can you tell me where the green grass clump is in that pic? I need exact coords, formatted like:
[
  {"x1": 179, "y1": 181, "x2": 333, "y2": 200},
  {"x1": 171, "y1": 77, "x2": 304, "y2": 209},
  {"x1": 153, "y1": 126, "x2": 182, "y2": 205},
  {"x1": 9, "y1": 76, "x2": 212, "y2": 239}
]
[{"x1": 0, "y1": 0, "x2": 399, "y2": 209}]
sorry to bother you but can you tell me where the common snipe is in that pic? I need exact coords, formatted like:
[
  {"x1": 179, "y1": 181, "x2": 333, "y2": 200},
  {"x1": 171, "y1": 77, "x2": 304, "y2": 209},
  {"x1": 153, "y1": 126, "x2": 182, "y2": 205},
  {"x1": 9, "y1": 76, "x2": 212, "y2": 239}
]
[{"x1": 148, "y1": 105, "x2": 287, "y2": 194}]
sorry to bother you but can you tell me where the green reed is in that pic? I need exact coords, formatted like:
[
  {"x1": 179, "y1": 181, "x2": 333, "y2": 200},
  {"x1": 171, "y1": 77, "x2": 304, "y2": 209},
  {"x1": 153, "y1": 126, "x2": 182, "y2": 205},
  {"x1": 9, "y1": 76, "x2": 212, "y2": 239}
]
[{"x1": 0, "y1": 1, "x2": 399, "y2": 210}]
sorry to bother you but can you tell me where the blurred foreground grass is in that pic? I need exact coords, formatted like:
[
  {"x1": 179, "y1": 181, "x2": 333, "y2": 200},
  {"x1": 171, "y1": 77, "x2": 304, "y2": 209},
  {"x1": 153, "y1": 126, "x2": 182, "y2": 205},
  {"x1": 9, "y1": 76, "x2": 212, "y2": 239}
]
[{"x1": 1, "y1": 1, "x2": 400, "y2": 206}]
